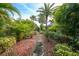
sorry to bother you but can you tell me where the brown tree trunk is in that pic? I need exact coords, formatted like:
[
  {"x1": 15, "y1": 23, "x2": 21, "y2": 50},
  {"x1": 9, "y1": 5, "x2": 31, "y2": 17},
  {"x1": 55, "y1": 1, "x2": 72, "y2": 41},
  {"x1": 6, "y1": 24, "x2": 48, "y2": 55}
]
[{"x1": 46, "y1": 16, "x2": 48, "y2": 31}]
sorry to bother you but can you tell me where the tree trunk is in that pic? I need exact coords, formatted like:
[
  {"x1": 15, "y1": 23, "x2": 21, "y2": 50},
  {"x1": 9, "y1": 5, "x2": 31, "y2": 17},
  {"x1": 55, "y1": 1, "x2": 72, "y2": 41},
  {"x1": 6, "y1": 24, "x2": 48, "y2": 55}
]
[
  {"x1": 46, "y1": 16, "x2": 48, "y2": 31},
  {"x1": 45, "y1": 16, "x2": 49, "y2": 41},
  {"x1": 40, "y1": 23, "x2": 43, "y2": 31}
]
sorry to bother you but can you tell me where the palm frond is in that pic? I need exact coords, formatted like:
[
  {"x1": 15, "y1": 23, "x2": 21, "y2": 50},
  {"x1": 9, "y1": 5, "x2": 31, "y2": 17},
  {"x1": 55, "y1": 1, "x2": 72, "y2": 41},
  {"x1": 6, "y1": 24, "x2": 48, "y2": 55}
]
[
  {"x1": 0, "y1": 3, "x2": 21, "y2": 18},
  {"x1": 50, "y1": 3, "x2": 55, "y2": 8}
]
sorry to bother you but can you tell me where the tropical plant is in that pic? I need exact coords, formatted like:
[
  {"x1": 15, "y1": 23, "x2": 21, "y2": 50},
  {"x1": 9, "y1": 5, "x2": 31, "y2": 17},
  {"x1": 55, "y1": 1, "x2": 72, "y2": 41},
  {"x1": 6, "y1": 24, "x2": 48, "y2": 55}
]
[
  {"x1": 0, "y1": 3, "x2": 21, "y2": 37},
  {"x1": 38, "y1": 13, "x2": 45, "y2": 31},
  {"x1": 30, "y1": 15, "x2": 36, "y2": 21},
  {"x1": 0, "y1": 36, "x2": 16, "y2": 53},
  {"x1": 0, "y1": 3, "x2": 21, "y2": 20},
  {"x1": 8, "y1": 19, "x2": 37, "y2": 41},
  {"x1": 38, "y1": 13, "x2": 45, "y2": 24},
  {"x1": 54, "y1": 44, "x2": 79, "y2": 56},
  {"x1": 53, "y1": 3, "x2": 79, "y2": 40},
  {"x1": 37, "y1": 3, "x2": 55, "y2": 31}
]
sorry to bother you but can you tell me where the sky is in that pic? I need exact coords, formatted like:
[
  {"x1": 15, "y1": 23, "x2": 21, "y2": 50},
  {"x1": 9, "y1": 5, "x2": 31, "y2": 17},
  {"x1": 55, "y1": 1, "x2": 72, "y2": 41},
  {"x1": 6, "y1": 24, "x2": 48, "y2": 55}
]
[
  {"x1": 12, "y1": 3, "x2": 43, "y2": 19},
  {"x1": 12, "y1": 3, "x2": 63, "y2": 19}
]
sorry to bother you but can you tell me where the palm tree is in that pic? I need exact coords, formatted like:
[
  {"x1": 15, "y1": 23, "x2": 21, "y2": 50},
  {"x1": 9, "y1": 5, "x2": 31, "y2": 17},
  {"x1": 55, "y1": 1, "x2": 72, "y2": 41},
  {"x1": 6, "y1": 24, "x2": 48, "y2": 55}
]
[
  {"x1": 38, "y1": 13, "x2": 45, "y2": 31},
  {"x1": 37, "y1": 3, "x2": 55, "y2": 31},
  {"x1": 38, "y1": 13, "x2": 45, "y2": 24},
  {"x1": 0, "y1": 3, "x2": 21, "y2": 20},
  {"x1": 30, "y1": 15, "x2": 36, "y2": 21}
]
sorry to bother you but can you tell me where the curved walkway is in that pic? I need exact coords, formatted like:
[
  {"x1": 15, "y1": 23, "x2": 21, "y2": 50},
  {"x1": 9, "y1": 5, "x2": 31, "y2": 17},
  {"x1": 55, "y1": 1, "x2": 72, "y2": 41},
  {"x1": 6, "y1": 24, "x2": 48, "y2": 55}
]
[{"x1": 1, "y1": 33, "x2": 56, "y2": 56}]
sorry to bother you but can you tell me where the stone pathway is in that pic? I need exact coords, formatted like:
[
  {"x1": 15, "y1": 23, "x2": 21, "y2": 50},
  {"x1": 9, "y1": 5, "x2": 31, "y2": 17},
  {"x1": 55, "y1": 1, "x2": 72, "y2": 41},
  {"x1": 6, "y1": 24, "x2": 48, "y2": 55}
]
[
  {"x1": 33, "y1": 33, "x2": 44, "y2": 56},
  {"x1": 33, "y1": 33, "x2": 56, "y2": 56},
  {"x1": 39, "y1": 34, "x2": 56, "y2": 56}
]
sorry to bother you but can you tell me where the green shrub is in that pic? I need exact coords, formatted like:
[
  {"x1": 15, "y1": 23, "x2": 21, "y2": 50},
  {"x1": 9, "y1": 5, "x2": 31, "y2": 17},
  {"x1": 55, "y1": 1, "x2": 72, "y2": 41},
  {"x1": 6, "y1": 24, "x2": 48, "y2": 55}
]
[
  {"x1": 54, "y1": 44, "x2": 71, "y2": 51},
  {"x1": 5, "y1": 19, "x2": 37, "y2": 41},
  {"x1": 0, "y1": 36, "x2": 16, "y2": 53},
  {"x1": 70, "y1": 39, "x2": 79, "y2": 50},
  {"x1": 48, "y1": 24, "x2": 60, "y2": 32},
  {"x1": 45, "y1": 31, "x2": 61, "y2": 39},
  {"x1": 54, "y1": 44, "x2": 79, "y2": 56},
  {"x1": 44, "y1": 31, "x2": 71, "y2": 43}
]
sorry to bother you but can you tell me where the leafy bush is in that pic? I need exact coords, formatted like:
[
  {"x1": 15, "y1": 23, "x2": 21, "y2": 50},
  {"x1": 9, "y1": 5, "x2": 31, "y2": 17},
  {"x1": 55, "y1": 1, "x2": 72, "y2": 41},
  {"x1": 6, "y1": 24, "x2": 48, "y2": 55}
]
[
  {"x1": 70, "y1": 39, "x2": 79, "y2": 50},
  {"x1": 75, "y1": 40, "x2": 79, "y2": 46},
  {"x1": 54, "y1": 44, "x2": 79, "y2": 56},
  {"x1": 0, "y1": 36, "x2": 16, "y2": 53},
  {"x1": 45, "y1": 31, "x2": 71, "y2": 43},
  {"x1": 53, "y1": 3, "x2": 79, "y2": 40},
  {"x1": 5, "y1": 19, "x2": 37, "y2": 41},
  {"x1": 48, "y1": 23, "x2": 60, "y2": 32}
]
